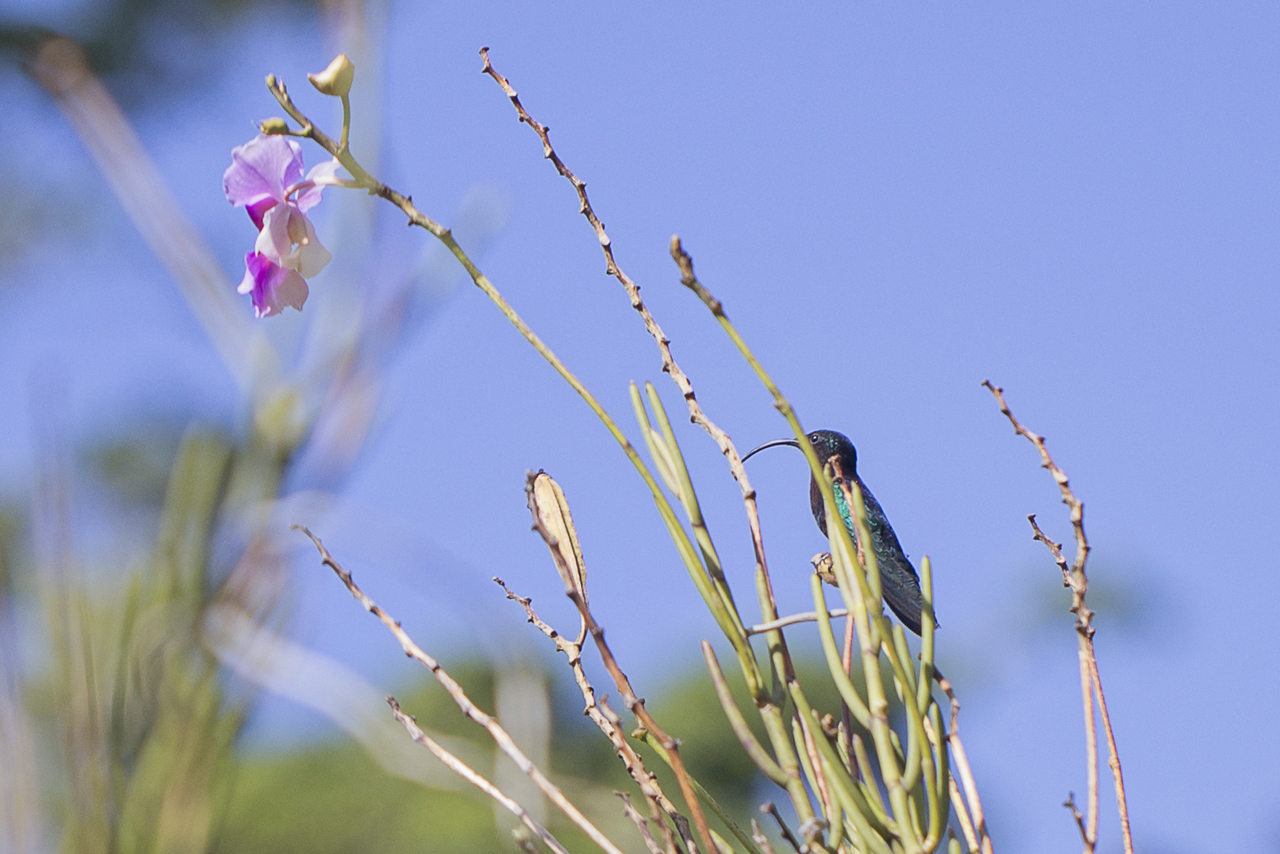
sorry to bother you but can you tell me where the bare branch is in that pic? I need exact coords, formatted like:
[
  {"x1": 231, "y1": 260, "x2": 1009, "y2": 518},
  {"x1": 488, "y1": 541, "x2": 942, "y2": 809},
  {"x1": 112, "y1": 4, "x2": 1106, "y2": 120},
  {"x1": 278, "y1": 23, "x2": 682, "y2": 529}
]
[
  {"x1": 760, "y1": 803, "x2": 803, "y2": 854},
  {"x1": 1090, "y1": 656, "x2": 1133, "y2": 853},
  {"x1": 745, "y1": 608, "x2": 849, "y2": 636},
  {"x1": 494, "y1": 577, "x2": 689, "y2": 854},
  {"x1": 982, "y1": 381, "x2": 1092, "y2": 635},
  {"x1": 618, "y1": 793, "x2": 670, "y2": 854},
  {"x1": 524, "y1": 475, "x2": 714, "y2": 854},
  {"x1": 982, "y1": 382, "x2": 1133, "y2": 854},
  {"x1": 750, "y1": 820, "x2": 780, "y2": 854},
  {"x1": 1063, "y1": 793, "x2": 1090, "y2": 849},
  {"x1": 934, "y1": 671, "x2": 994, "y2": 854},
  {"x1": 386, "y1": 696, "x2": 571, "y2": 854},
  {"x1": 295, "y1": 526, "x2": 632, "y2": 854}
]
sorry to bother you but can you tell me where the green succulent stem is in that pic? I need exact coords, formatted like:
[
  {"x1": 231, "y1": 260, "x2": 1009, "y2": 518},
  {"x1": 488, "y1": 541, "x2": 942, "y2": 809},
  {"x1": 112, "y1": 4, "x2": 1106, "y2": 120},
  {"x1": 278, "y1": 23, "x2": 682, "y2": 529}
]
[
  {"x1": 701, "y1": 642, "x2": 787, "y2": 786},
  {"x1": 811, "y1": 572, "x2": 872, "y2": 729}
]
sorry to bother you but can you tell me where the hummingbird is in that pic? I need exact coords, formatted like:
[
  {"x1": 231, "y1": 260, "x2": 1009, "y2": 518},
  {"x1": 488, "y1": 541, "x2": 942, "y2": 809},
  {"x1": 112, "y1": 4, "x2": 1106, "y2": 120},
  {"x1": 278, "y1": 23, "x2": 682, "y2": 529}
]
[{"x1": 743, "y1": 429, "x2": 930, "y2": 635}]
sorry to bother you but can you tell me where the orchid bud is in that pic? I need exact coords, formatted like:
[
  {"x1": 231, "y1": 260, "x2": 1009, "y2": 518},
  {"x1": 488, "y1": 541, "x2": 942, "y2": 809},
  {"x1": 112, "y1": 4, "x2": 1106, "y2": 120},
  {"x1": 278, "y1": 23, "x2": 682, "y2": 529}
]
[
  {"x1": 259, "y1": 117, "x2": 290, "y2": 135},
  {"x1": 308, "y1": 54, "x2": 354, "y2": 97}
]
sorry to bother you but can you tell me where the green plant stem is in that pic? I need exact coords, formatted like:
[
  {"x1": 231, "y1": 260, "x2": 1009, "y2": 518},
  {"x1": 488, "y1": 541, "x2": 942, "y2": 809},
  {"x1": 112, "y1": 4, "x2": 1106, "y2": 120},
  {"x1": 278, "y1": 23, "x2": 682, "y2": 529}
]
[
  {"x1": 811, "y1": 573, "x2": 871, "y2": 729},
  {"x1": 632, "y1": 384, "x2": 760, "y2": 696},
  {"x1": 268, "y1": 75, "x2": 762, "y2": 668},
  {"x1": 789, "y1": 689, "x2": 893, "y2": 853},
  {"x1": 788, "y1": 716, "x2": 829, "y2": 832},
  {"x1": 917, "y1": 556, "x2": 938, "y2": 714},
  {"x1": 701, "y1": 642, "x2": 787, "y2": 786},
  {"x1": 851, "y1": 733, "x2": 889, "y2": 818},
  {"x1": 925, "y1": 703, "x2": 950, "y2": 847},
  {"x1": 673, "y1": 250, "x2": 936, "y2": 844},
  {"x1": 644, "y1": 383, "x2": 741, "y2": 614}
]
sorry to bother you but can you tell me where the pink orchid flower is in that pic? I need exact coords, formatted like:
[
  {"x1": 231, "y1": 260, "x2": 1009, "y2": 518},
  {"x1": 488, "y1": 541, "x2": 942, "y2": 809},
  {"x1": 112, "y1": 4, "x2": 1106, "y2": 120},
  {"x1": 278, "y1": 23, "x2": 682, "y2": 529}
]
[
  {"x1": 235, "y1": 252, "x2": 309, "y2": 318},
  {"x1": 224, "y1": 135, "x2": 341, "y2": 317}
]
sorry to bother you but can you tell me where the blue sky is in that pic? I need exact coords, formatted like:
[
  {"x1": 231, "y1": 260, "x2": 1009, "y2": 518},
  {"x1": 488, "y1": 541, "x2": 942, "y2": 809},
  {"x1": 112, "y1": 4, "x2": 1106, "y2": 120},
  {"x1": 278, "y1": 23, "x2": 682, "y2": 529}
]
[{"x1": 3, "y1": 2, "x2": 1279, "y2": 852}]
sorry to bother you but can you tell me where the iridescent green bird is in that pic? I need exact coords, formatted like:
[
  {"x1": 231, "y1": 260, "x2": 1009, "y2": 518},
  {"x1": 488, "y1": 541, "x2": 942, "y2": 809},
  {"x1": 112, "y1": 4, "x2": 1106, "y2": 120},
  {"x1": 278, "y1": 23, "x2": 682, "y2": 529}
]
[{"x1": 744, "y1": 429, "x2": 931, "y2": 635}]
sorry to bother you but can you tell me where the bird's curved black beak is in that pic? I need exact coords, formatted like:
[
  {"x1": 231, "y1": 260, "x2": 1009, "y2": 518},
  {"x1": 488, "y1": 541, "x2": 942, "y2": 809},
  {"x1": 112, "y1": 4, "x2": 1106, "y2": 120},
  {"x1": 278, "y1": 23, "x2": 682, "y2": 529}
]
[{"x1": 742, "y1": 437, "x2": 801, "y2": 462}]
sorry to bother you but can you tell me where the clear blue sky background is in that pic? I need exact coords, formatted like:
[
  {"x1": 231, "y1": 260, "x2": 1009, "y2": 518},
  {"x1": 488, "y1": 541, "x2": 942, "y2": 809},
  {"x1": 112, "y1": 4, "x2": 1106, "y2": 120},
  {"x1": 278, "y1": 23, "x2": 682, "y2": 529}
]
[{"x1": 3, "y1": 2, "x2": 1279, "y2": 852}]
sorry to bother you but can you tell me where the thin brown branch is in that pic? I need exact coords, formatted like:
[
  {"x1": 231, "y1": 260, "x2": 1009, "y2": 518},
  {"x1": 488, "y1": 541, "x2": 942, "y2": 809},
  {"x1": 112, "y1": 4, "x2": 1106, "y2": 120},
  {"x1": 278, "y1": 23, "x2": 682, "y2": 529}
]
[
  {"x1": 664, "y1": 243, "x2": 832, "y2": 833},
  {"x1": 1077, "y1": 643, "x2": 1098, "y2": 852},
  {"x1": 600, "y1": 701, "x2": 695, "y2": 854},
  {"x1": 618, "y1": 792, "x2": 669, "y2": 854},
  {"x1": 1027, "y1": 514, "x2": 1099, "y2": 851},
  {"x1": 1025, "y1": 515, "x2": 1092, "y2": 634},
  {"x1": 760, "y1": 803, "x2": 804, "y2": 854},
  {"x1": 295, "y1": 527, "x2": 632, "y2": 854},
  {"x1": 948, "y1": 776, "x2": 980, "y2": 854},
  {"x1": 495, "y1": 577, "x2": 688, "y2": 854},
  {"x1": 934, "y1": 671, "x2": 994, "y2": 854},
  {"x1": 795, "y1": 711, "x2": 834, "y2": 834},
  {"x1": 1027, "y1": 507, "x2": 1100, "y2": 851},
  {"x1": 982, "y1": 381, "x2": 1092, "y2": 635},
  {"x1": 1090, "y1": 656, "x2": 1134, "y2": 852},
  {"x1": 745, "y1": 608, "x2": 849, "y2": 636},
  {"x1": 386, "y1": 696, "x2": 571, "y2": 854},
  {"x1": 750, "y1": 820, "x2": 781, "y2": 854},
  {"x1": 982, "y1": 382, "x2": 1133, "y2": 854},
  {"x1": 1063, "y1": 793, "x2": 1090, "y2": 850},
  {"x1": 523, "y1": 477, "x2": 715, "y2": 854},
  {"x1": 476, "y1": 55, "x2": 823, "y2": 843},
  {"x1": 569, "y1": 592, "x2": 714, "y2": 854}
]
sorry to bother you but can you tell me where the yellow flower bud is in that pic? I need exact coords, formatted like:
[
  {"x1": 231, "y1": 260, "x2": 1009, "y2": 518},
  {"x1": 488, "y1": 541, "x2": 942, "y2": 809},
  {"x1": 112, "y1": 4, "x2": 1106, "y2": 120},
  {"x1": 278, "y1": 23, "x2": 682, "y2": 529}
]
[
  {"x1": 259, "y1": 117, "x2": 290, "y2": 135},
  {"x1": 308, "y1": 54, "x2": 355, "y2": 97}
]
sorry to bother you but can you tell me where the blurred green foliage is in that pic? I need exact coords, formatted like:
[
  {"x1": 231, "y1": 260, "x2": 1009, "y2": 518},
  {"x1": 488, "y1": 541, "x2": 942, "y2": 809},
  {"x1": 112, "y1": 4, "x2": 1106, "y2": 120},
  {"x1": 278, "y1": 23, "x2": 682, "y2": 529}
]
[
  {"x1": 19, "y1": 430, "x2": 242, "y2": 854},
  {"x1": 218, "y1": 737, "x2": 497, "y2": 853}
]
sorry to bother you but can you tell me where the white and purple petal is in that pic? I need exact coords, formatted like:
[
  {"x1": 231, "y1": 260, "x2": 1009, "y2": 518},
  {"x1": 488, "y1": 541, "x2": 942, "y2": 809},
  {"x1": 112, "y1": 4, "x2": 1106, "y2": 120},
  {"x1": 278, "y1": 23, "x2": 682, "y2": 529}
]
[
  {"x1": 226, "y1": 135, "x2": 340, "y2": 317},
  {"x1": 295, "y1": 158, "x2": 343, "y2": 212},
  {"x1": 238, "y1": 252, "x2": 309, "y2": 317},
  {"x1": 290, "y1": 215, "x2": 331, "y2": 278},
  {"x1": 254, "y1": 205, "x2": 331, "y2": 277},
  {"x1": 224, "y1": 135, "x2": 305, "y2": 209}
]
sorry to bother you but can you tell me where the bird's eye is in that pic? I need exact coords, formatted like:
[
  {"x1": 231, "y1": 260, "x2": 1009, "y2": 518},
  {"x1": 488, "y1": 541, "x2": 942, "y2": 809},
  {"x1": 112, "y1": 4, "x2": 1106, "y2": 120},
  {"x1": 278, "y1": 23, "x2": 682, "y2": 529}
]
[{"x1": 809, "y1": 432, "x2": 820, "y2": 442}]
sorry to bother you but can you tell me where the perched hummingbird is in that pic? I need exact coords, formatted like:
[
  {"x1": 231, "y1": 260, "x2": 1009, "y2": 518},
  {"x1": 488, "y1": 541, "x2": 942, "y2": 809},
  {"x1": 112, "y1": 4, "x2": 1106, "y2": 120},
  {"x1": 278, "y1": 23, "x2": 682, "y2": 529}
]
[{"x1": 743, "y1": 430, "x2": 930, "y2": 636}]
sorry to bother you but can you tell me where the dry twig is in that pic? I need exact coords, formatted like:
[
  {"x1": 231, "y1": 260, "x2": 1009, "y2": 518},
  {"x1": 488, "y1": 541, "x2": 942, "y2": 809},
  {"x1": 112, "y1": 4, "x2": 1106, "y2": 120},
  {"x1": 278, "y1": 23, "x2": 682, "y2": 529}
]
[
  {"x1": 524, "y1": 476, "x2": 713, "y2": 854},
  {"x1": 386, "y1": 696, "x2": 570, "y2": 854},
  {"x1": 294, "y1": 526, "x2": 631, "y2": 854},
  {"x1": 745, "y1": 609, "x2": 849, "y2": 636},
  {"x1": 934, "y1": 671, "x2": 993, "y2": 854},
  {"x1": 495, "y1": 577, "x2": 689, "y2": 854},
  {"x1": 982, "y1": 381, "x2": 1133, "y2": 854},
  {"x1": 760, "y1": 803, "x2": 804, "y2": 854},
  {"x1": 619, "y1": 793, "x2": 670, "y2": 854},
  {"x1": 750, "y1": 820, "x2": 780, "y2": 854}
]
